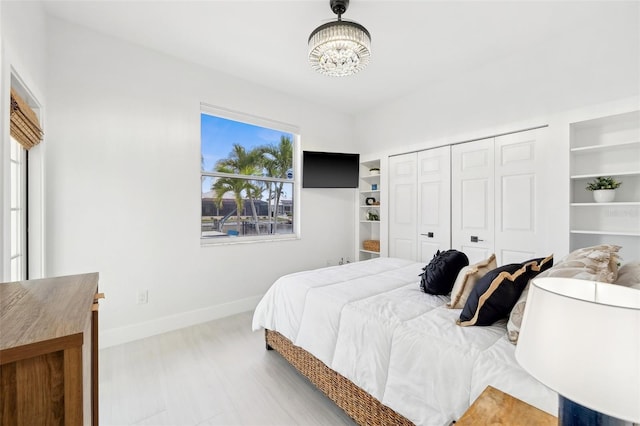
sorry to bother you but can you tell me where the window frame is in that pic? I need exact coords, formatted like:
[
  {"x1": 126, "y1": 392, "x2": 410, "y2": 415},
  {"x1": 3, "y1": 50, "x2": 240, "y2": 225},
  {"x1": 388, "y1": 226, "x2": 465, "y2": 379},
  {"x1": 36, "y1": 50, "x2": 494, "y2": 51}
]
[
  {"x1": 9, "y1": 136, "x2": 27, "y2": 280},
  {"x1": 200, "y1": 103, "x2": 301, "y2": 246},
  {"x1": 3, "y1": 70, "x2": 45, "y2": 281}
]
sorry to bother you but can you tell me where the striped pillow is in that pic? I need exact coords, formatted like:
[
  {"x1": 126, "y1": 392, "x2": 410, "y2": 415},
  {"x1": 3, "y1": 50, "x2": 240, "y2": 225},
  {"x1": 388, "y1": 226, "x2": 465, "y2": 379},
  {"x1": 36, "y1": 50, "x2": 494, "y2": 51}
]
[{"x1": 458, "y1": 255, "x2": 553, "y2": 327}]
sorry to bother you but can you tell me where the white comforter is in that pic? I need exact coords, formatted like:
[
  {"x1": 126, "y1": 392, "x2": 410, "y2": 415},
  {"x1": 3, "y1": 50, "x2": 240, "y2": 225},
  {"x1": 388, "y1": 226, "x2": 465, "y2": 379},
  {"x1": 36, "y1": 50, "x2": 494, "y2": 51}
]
[{"x1": 252, "y1": 257, "x2": 557, "y2": 425}]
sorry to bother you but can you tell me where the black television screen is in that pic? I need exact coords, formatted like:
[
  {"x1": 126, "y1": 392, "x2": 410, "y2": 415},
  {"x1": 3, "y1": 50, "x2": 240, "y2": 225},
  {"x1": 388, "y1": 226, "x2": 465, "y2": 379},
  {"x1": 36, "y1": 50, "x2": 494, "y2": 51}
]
[{"x1": 302, "y1": 151, "x2": 360, "y2": 188}]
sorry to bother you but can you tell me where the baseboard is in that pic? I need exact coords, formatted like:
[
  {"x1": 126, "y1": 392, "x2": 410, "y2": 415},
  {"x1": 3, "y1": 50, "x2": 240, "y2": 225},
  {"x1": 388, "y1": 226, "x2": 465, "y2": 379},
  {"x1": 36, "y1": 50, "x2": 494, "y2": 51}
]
[{"x1": 99, "y1": 295, "x2": 262, "y2": 349}]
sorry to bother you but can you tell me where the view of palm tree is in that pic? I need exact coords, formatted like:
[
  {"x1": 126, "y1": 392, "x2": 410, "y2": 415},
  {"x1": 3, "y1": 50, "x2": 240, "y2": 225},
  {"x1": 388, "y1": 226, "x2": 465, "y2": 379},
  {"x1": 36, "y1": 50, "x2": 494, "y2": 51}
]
[
  {"x1": 261, "y1": 135, "x2": 293, "y2": 233},
  {"x1": 201, "y1": 112, "x2": 294, "y2": 238}
]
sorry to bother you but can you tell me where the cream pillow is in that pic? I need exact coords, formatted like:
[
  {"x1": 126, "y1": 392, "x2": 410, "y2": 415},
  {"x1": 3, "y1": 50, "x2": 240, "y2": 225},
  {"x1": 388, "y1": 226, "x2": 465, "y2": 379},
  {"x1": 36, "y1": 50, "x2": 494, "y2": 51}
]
[
  {"x1": 506, "y1": 265, "x2": 556, "y2": 344},
  {"x1": 561, "y1": 244, "x2": 621, "y2": 283},
  {"x1": 507, "y1": 281, "x2": 530, "y2": 343},
  {"x1": 447, "y1": 254, "x2": 497, "y2": 309},
  {"x1": 614, "y1": 261, "x2": 640, "y2": 287},
  {"x1": 507, "y1": 245, "x2": 622, "y2": 344}
]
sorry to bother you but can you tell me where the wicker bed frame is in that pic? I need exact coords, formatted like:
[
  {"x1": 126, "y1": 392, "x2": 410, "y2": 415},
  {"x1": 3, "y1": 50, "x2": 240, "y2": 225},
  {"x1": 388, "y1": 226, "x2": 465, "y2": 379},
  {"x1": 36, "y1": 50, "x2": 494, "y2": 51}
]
[{"x1": 265, "y1": 329, "x2": 414, "y2": 426}]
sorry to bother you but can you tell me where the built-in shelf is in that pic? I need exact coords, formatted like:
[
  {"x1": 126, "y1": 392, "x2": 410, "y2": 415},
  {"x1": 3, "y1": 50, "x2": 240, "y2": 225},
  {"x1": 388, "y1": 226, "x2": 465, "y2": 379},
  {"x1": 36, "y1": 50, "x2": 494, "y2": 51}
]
[
  {"x1": 570, "y1": 140, "x2": 640, "y2": 152},
  {"x1": 570, "y1": 202, "x2": 640, "y2": 207},
  {"x1": 571, "y1": 170, "x2": 640, "y2": 179},
  {"x1": 570, "y1": 230, "x2": 640, "y2": 237},
  {"x1": 360, "y1": 249, "x2": 380, "y2": 254},
  {"x1": 569, "y1": 110, "x2": 640, "y2": 262},
  {"x1": 358, "y1": 159, "x2": 382, "y2": 261}
]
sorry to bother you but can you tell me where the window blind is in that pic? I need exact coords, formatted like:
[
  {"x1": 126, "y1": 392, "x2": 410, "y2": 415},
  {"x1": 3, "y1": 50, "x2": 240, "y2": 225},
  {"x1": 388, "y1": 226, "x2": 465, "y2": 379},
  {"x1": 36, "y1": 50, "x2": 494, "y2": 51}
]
[{"x1": 10, "y1": 88, "x2": 43, "y2": 150}]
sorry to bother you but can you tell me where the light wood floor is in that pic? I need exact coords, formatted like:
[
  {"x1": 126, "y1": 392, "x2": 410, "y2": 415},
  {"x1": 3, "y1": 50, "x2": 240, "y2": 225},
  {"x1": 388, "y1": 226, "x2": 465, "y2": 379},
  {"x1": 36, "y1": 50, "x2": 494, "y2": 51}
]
[{"x1": 99, "y1": 311, "x2": 355, "y2": 425}]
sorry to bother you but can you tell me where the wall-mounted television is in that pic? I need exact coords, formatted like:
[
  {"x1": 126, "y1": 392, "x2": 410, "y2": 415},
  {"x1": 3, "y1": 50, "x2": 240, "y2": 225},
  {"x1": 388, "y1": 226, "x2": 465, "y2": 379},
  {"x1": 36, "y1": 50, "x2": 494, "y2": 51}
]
[{"x1": 302, "y1": 151, "x2": 360, "y2": 188}]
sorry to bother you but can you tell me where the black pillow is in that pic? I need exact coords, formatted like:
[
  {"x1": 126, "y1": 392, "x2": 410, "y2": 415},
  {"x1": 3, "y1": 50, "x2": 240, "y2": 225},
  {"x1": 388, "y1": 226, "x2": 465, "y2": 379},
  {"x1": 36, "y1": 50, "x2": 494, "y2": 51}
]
[
  {"x1": 523, "y1": 255, "x2": 554, "y2": 275},
  {"x1": 458, "y1": 255, "x2": 553, "y2": 326},
  {"x1": 419, "y1": 249, "x2": 469, "y2": 295}
]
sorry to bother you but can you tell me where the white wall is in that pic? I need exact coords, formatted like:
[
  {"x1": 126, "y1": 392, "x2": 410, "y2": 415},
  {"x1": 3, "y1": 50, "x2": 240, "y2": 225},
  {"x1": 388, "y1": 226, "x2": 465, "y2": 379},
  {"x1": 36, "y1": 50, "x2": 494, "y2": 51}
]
[
  {"x1": 1, "y1": 1, "x2": 48, "y2": 93},
  {"x1": 354, "y1": 2, "x2": 640, "y2": 260},
  {"x1": 45, "y1": 17, "x2": 357, "y2": 347},
  {"x1": 354, "y1": 2, "x2": 639, "y2": 155}
]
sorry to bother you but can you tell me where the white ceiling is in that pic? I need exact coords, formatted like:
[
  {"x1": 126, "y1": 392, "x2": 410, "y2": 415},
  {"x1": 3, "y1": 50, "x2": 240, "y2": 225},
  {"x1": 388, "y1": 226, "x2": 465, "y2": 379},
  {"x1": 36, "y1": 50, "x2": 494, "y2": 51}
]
[{"x1": 39, "y1": 0, "x2": 634, "y2": 115}]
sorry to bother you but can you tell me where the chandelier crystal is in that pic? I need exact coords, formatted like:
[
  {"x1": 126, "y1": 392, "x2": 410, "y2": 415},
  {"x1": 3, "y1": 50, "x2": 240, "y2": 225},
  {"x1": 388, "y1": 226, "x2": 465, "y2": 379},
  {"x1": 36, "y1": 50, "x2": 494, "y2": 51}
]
[{"x1": 308, "y1": 0, "x2": 371, "y2": 77}]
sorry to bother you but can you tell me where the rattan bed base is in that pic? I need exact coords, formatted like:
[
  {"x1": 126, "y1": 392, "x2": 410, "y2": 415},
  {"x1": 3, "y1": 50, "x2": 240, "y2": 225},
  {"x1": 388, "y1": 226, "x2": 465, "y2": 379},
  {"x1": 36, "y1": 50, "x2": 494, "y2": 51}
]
[{"x1": 265, "y1": 329, "x2": 414, "y2": 426}]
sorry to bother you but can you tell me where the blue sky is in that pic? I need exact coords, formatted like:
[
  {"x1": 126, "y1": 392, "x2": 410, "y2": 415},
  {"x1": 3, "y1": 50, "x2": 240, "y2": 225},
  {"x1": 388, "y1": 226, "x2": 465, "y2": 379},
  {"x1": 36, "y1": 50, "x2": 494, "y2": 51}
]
[
  {"x1": 201, "y1": 113, "x2": 294, "y2": 196},
  {"x1": 201, "y1": 113, "x2": 292, "y2": 172}
]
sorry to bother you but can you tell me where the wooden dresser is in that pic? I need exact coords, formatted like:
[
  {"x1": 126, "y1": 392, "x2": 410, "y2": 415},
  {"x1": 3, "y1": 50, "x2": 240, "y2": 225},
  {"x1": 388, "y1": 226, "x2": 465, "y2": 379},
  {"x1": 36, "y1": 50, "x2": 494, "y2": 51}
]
[{"x1": 0, "y1": 273, "x2": 101, "y2": 426}]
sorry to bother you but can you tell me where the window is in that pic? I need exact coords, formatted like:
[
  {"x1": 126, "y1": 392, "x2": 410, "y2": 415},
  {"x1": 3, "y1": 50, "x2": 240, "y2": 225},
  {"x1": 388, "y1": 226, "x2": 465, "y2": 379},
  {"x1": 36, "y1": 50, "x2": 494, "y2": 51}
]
[
  {"x1": 7, "y1": 85, "x2": 43, "y2": 280},
  {"x1": 200, "y1": 105, "x2": 299, "y2": 242},
  {"x1": 10, "y1": 137, "x2": 27, "y2": 280}
]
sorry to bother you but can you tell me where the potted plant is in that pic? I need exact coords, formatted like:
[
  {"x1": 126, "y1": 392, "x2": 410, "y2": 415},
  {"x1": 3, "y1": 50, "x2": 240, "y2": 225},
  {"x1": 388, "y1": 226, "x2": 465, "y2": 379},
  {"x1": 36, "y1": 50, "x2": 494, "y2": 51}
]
[
  {"x1": 586, "y1": 176, "x2": 621, "y2": 203},
  {"x1": 367, "y1": 210, "x2": 379, "y2": 221}
]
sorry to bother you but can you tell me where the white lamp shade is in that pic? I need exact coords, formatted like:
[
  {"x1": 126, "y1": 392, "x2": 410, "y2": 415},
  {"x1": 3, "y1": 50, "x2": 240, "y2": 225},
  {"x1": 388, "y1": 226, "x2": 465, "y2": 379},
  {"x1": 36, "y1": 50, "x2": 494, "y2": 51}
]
[{"x1": 515, "y1": 277, "x2": 640, "y2": 423}]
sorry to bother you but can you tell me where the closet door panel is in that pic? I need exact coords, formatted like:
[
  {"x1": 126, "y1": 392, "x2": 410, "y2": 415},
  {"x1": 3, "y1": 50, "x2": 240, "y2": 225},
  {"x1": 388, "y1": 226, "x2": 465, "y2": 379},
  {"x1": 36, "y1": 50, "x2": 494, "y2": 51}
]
[
  {"x1": 389, "y1": 153, "x2": 417, "y2": 260},
  {"x1": 461, "y1": 179, "x2": 489, "y2": 229},
  {"x1": 501, "y1": 249, "x2": 535, "y2": 265},
  {"x1": 501, "y1": 175, "x2": 534, "y2": 231},
  {"x1": 417, "y1": 146, "x2": 451, "y2": 262},
  {"x1": 394, "y1": 239, "x2": 416, "y2": 261},
  {"x1": 420, "y1": 182, "x2": 440, "y2": 225},
  {"x1": 458, "y1": 245, "x2": 493, "y2": 264},
  {"x1": 495, "y1": 129, "x2": 545, "y2": 263},
  {"x1": 452, "y1": 139, "x2": 495, "y2": 264},
  {"x1": 419, "y1": 241, "x2": 443, "y2": 263}
]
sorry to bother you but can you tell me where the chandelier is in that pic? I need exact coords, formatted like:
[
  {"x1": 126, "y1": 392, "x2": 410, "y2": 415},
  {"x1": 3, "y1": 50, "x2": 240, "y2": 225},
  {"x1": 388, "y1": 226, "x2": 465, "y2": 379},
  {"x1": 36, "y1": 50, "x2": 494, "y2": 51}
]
[{"x1": 308, "y1": 0, "x2": 371, "y2": 77}]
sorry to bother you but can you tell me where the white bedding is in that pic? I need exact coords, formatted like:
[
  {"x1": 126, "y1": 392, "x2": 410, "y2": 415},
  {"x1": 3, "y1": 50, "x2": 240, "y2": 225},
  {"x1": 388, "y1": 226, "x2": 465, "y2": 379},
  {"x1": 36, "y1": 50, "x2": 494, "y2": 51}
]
[{"x1": 252, "y1": 257, "x2": 557, "y2": 425}]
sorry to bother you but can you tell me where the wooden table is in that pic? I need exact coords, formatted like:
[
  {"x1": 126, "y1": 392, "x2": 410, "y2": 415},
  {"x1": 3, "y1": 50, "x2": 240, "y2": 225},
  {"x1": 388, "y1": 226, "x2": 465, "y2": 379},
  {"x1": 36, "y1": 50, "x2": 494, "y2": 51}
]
[
  {"x1": 455, "y1": 385, "x2": 557, "y2": 426},
  {"x1": 0, "y1": 273, "x2": 101, "y2": 426}
]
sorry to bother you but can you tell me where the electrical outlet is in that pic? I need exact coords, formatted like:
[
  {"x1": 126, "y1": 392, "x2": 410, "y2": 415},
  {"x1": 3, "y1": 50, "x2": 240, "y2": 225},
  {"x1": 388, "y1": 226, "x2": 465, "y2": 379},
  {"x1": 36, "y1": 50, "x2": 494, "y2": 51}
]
[{"x1": 137, "y1": 289, "x2": 148, "y2": 305}]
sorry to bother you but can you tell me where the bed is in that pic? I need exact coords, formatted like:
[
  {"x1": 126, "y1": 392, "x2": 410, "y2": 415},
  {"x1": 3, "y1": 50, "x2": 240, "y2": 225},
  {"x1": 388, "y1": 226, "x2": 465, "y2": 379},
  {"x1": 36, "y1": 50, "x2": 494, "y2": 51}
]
[{"x1": 252, "y1": 257, "x2": 557, "y2": 426}]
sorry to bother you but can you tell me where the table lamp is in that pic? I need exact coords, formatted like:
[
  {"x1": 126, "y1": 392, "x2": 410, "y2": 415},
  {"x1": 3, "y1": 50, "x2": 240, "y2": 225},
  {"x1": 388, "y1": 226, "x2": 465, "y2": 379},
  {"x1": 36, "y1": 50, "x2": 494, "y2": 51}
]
[{"x1": 515, "y1": 277, "x2": 640, "y2": 426}]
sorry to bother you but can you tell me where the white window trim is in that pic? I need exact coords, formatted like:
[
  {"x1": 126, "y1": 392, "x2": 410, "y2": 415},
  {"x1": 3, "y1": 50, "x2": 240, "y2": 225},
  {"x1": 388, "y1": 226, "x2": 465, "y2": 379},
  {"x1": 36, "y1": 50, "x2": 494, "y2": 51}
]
[
  {"x1": 1, "y1": 65, "x2": 46, "y2": 281},
  {"x1": 200, "y1": 103, "x2": 301, "y2": 246}
]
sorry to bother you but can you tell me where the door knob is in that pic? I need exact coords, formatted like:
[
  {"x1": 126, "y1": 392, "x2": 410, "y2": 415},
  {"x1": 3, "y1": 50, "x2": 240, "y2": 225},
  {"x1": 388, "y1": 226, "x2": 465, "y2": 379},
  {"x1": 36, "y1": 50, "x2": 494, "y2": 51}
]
[
  {"x1": 470, "y1": 236, "x2": 484, "y2": 243},
  {"x1": 420, "y1": 232, "x2": 434, "y2": 238}
]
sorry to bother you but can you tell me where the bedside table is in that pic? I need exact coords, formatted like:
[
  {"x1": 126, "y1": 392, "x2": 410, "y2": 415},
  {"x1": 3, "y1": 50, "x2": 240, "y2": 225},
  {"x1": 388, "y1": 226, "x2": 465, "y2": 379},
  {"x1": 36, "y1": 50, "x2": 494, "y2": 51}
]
[{"x1": 455, "y1": 385, "x2": 557, "y2": 426}]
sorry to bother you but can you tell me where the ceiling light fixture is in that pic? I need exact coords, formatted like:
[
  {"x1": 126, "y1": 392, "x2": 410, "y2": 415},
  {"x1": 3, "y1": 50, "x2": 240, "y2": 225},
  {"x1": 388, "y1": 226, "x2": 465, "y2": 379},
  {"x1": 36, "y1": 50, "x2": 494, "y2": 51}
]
[{"x1": 308, "y1": 0, "x2": 371, "y2": 77}]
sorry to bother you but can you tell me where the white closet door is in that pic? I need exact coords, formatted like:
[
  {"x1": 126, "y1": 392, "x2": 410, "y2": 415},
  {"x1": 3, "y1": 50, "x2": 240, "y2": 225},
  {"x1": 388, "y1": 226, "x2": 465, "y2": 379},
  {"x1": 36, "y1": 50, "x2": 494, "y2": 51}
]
[
  {"x1": 494, "y1": 129, "x2": 545, "y2": 264},
  {"x1": 417, "y1": 146, "x2": 451, "y2": 262},
  {"x1": 451, "y1": 138, "x2": 495, "y2": 264},
  {"x1": 389, "y1": 153, "x2": 417, "y2": 260}
]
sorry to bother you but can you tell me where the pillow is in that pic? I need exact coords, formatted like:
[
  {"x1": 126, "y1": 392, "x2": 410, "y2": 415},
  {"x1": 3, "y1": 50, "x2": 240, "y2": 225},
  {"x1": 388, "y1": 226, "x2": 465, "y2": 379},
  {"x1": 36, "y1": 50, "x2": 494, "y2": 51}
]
[
  {"x1": 447, "y1": 254, "x2": 497, "y2": 309},
  {"x1": 419, "y1": 249, "x2": 469, "y2": 295},
  {"x1": 503, "y1": 255, "x2": 553, "y2": 342},
  {"x1": 457, "y1": 263, "x2": 530, "y2": 327},
  {"x1": 562, "y1": 244, "x2": 621, "y2": 283},
  {"x1": 523, "y1": 254, "x2": 554, "y2": 275},
  {"x1": 507, "y1": 282, "x2": 530, "y2": 343},
  {"x1": 563, "y1": 244, "x2": 620, "y2": 258},
  {"x1": 458, "y1": 255, "x2": 553, "y2": 327},
  {"x1": 508, "y1": 265, "x2": 560, "y2": 344},
  {"x1": 614, "y1": 261, "x2": 640, "y2": 287}
]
